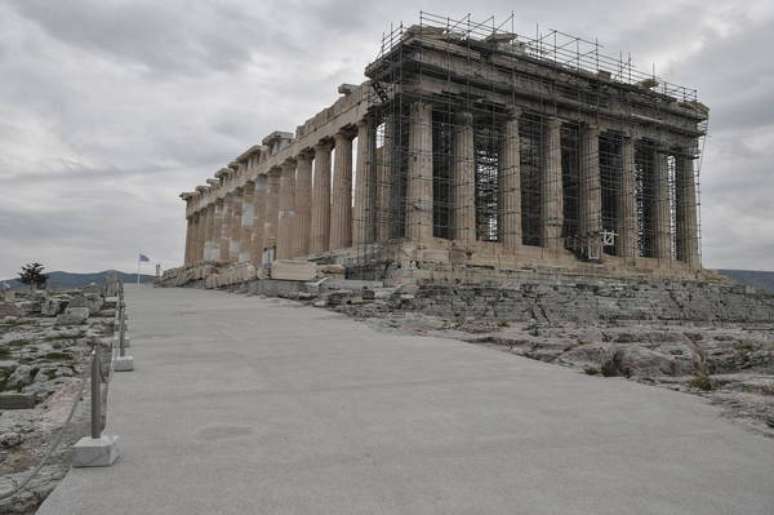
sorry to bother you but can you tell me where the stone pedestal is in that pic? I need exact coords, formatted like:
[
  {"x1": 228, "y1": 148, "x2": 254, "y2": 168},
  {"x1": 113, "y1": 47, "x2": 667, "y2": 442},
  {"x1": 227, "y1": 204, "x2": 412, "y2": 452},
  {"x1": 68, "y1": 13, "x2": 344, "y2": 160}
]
[
  {"x1": 72, "y1": 434, "x2": 120, "y2": 467},
  {"x1": 114, "y1": 355, "x2": 134, "y2": 372}
]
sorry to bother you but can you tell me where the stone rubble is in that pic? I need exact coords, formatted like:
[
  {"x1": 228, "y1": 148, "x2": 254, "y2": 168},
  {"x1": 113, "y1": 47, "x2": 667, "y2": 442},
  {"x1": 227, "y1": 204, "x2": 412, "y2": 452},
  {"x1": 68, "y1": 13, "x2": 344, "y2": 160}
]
[{"x1": 0, "y1": 281, "x2": 118, "y2": 514}]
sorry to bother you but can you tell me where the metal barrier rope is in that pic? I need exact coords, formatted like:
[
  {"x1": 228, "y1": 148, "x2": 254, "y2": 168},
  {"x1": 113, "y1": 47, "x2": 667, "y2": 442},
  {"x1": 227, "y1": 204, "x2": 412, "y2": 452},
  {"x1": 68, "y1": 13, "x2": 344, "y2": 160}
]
[{"x1": 0, "y1": 347, "x2": 97, "y2": 500}]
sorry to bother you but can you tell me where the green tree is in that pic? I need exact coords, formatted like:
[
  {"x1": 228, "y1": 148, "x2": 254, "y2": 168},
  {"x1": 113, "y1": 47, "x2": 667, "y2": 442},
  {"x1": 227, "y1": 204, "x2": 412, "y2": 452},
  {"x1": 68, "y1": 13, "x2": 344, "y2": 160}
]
[{"x1": 18, "y1": 262, "x2": 47, "y2": 288}]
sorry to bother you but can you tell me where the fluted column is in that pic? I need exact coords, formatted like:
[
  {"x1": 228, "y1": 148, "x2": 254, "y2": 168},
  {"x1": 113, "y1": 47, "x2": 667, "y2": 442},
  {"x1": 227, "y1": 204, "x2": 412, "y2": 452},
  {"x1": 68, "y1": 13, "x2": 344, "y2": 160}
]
[
  {"x1": 376, "y1": 116, "x2": 393, "y2": 241},
  {"x1": 653, "y1": 148, "x2": 672, "y2": 260},
  {"x1": 193, "y1": 212, "x2": 204, "y2": 263},
  {"x1": 252, "y1": 175, "x2": 266, "y2": 265},
  {"x1": 220, "y1": 194, "x2": 232, "y2": 262},
  {"x1": 202, "y1": 205, "x2": 214, "y2": 261},
  {"x1": 184, "y1": 216, "x2": 193, "y2": 265},
  {"x1": 330, "y1": 131, "x2": 353, "y2": 250},
  {"x1": 212, "y1": 200, "x2": 223, "y2": 263},
  {"x1": 239, "y1": 181, "x2": 255, "y2": 263},
  {"x1": 500, "y1": 107, "x2": 522, "y2": 250},
  {"x1": 675, "y1": 149, "x2": 699, "y2": 268},
  {"x1": 579, "y1": 123, "x2": 601, "y2": 259},
  {"x1": 263, "y1": 169, "x2": 281, "y2": 262},
  {"x1": 453, "y1": 111, "x2": 476, "y2": 244},
  {"x1": 229, "y1": 188, "x2": 243, "y2": 263},
  {"x1": 294, "y1": 151, "x2": 313, "y2": 257},
  {"x1": 310, "y1": 141, "x2": 333, "y2": 254},
  {"x1": 541, "y1": 117, "x2": 564, "y2": 251},
  {"x1": 616, "y1": 135, "x2": 637, "y2": 258},
  {"x1": 354, "y1": 117, "x2": 377, "y2": 246},
  {"x1": 278, "y1": 160, "x2": 296, "y2": 259},
  {"x1": 407, "y1": 101, "x2": 433, "y2": 242}
]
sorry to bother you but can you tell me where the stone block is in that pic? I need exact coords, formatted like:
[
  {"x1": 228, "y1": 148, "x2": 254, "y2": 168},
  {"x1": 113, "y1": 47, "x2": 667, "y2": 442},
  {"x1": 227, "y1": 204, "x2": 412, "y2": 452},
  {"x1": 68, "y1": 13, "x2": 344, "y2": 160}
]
[
  {"x1": 0, "y1": 302, "x2": 20, "y2": 318},
  {"x1": 72, "y1": 434, "x2": 120, "y2": 467},
  {"x1": 0, "y1": 393, "x2": 36, "y2": 409},
  {"x1": 114, "y1": 355, "x2": 134, "y2": 372},
  {"x1": 271, "y1": 260, "x2": 317, "y2": 281},
  {"x1": 55, "y1": 307, "x2": 90, "y2": 326}
]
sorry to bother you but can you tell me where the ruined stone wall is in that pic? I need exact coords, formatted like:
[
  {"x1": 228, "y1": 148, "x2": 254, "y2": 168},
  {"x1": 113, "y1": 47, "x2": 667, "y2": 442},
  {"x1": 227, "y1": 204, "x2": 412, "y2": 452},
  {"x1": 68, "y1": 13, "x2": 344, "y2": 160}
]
[{"x1": 407, "y1": 279, "x2": 774, "y2": 324}]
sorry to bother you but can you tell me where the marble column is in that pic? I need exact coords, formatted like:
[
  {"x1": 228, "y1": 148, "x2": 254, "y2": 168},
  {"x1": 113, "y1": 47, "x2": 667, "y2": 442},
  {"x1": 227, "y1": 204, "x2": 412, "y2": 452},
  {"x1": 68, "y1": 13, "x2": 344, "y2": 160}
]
[
  {"x1": 263, "y1": 169, "x2": 281, "y2": 263},
  {"x1": 239, "y1": 181, "x2": 255, "y2": 263},
  {"x1": 251, "y1": 175, "x2": 266, "y2": 265},
  {"x1": 212, "y1": 200, "x2": 223, "y2": 262},
  {"x1": 184, "y1": 215, "x2": 193, "y2": 265},
  {"x1": 310, "y1": 141, "x2": 333, "y2": 254},
  {"x1": 376, "y1": 116, "x2": 393, "y2": 241},
  {"x1": 353, "y1": 117, "x2": 376, "y2": 246},
  {"x1": 220, "y1": 194, "x2": 232, "y2": 262},
  {"x1": 616, "y1": 135, "x2": 637, "y2": 258},
  {"x1": 229, "y1": 188, "x2": 243, "y2": 263},
  {"x1": 500, "y1": 107, "x2": 522, "y2": 250},
  {"x1": 453, "y1": 111, "x2": 476, "y2": 244},
  {"x1": 278, "y1": 160, "x2": 296, "y2": 259},
  {"x1": 330, "y1": 131, "x2": 353, "y2": 250},
  {"x1": 295, "y1": 152, "x2": 313, "y2": 257},
  {"x1": 653, "y1": 148, "x2": 672, "y2": 260},
  {"x1": 407, "y1": 101, "x2": 433, "y2": 242},
  {"x1": 579, "y1": 123, "x2": 602, "y2": 259},
  {"x1": 193, "y1": 212, "x2": 203, "y2": 264},
  {"x1": 675, "y1": 150, "x2": 700, "y2": 268},
  {"x1": 541, "y1": 118, "x2": 564, "y2": 251},
  {"x1": 202, "y1": 205, "x2": 214, "y2": 261}
]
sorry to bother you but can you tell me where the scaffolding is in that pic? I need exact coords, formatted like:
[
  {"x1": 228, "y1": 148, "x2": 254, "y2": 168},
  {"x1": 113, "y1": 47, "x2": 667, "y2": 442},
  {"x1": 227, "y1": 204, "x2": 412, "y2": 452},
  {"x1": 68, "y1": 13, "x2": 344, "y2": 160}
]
[{"x1": 349, "y1": 11, "x2": 707, "y2": 279}]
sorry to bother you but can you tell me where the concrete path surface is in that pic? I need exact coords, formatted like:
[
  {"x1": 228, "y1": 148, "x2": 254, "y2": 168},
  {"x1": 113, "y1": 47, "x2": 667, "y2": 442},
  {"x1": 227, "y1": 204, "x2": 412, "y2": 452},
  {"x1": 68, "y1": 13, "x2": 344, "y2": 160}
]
[{"x1": 39, "y1": 286, "x2": 774, "y2": 514}]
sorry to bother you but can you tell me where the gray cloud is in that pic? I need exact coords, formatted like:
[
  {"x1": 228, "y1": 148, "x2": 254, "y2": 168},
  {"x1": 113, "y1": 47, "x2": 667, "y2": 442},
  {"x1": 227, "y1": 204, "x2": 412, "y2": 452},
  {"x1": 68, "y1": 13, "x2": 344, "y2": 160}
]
[{"x1": 1, "y1": 0, "x2": 773, "y2": 278}]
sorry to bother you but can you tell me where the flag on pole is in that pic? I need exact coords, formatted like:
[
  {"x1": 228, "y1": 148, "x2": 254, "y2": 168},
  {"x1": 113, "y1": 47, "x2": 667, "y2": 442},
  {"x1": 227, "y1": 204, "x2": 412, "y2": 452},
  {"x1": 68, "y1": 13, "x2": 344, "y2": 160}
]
[{"x1": 137, "y1": 252, "x2": 150, "y2": 285}]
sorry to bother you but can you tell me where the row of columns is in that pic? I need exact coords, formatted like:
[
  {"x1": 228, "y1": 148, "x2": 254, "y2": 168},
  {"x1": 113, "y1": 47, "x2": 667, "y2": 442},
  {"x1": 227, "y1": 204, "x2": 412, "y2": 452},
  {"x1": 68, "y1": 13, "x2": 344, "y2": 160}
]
[{"x1": 184, "y1": 100, "x2": 699, "y2": 269}]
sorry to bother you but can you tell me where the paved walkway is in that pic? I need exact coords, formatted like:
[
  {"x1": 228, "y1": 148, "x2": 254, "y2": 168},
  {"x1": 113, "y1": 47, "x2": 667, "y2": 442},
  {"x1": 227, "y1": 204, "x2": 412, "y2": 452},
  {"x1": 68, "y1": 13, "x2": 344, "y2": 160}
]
[{"x1": 40, "y1": 286, "x2": 774, "y2": 514}]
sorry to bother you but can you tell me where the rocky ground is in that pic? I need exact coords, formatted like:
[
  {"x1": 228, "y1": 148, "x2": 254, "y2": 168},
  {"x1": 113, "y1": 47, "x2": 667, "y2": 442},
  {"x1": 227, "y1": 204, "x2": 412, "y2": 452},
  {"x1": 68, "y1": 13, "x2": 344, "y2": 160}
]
[
  {"x1": 0, "y1": 286, "x2": 117, "y2": 514},
  {"x1": 266, "y1": 283, "x2": 774, "y2": 439}
]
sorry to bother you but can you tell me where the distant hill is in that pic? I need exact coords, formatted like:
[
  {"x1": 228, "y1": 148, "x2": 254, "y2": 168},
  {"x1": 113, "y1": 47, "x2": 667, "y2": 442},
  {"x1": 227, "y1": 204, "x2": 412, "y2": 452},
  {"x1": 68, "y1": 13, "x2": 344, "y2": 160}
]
[
  {"x1": 717, "y1": 269, "x2": 774, "y2": 294},
  {"x1": 1, "y1": 270, "x2": 155, "y2": 290}
]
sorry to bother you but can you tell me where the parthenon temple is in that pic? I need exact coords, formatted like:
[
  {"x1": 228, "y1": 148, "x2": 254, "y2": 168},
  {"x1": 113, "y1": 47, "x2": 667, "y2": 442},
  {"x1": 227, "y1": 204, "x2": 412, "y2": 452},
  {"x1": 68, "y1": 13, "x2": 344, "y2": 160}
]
[{"x1": 179, "y1": 13, "x2": 709, "y2": 284}]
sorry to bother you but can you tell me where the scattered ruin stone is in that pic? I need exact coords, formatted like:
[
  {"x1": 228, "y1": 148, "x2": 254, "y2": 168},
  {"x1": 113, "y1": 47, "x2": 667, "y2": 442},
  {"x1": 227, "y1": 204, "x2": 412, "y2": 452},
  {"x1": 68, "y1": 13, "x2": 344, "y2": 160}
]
[{"x1": 55, "y1": 307, "x2": 90, "y2": 327}]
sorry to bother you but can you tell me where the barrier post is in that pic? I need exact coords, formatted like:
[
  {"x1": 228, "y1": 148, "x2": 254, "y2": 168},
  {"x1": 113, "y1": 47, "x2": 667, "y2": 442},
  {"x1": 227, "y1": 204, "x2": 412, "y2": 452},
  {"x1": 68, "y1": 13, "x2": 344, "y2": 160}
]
[{"x1": 72, "y1": 346, "x2": 120, "y2": 467}]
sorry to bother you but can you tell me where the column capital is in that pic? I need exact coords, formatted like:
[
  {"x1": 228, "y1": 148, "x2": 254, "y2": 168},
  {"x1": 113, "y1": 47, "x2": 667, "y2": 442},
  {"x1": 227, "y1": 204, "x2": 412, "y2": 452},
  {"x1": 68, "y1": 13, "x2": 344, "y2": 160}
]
[
  {"x1": 315, "y1": 138, "x2": 335, "y2": 152},
  {"x1": 296, "y1": 148, "x2": 315, "y2": 161},
  {"x1": 335, "y1": 126, "x2": 357, "y2": 141},
  {"x1": 546, "y1": 116, "x2": 563, "y2": 129},
  {"x1": 504, "y1": 105, "x2": 523, "y2": 119},
  {"x1": 455, "y1": 110, "x2": 474, "y2": 126},
  {"x1": 281, "y1": 158, "x2": 296, "y2": 172}
]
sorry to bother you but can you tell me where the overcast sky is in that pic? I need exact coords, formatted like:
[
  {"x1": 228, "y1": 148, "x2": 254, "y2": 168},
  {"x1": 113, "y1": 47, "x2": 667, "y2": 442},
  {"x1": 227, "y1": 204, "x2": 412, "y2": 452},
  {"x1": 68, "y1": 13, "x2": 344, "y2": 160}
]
[{"x1": 1, "y1": 0, "x2": 772, "y2": 278}]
